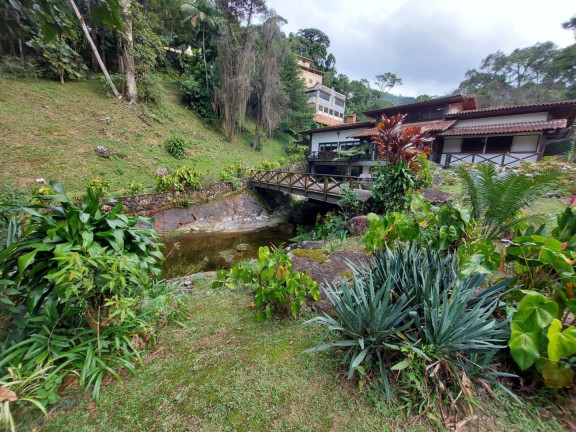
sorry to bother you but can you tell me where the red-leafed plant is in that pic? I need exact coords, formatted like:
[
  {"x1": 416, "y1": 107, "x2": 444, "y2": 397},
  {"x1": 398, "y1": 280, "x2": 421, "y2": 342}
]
[
  {"x1": 372, "y1": 114, "x2": 432, "y2": 171},
  {"x1": 370, "y1": 114, "x2": 433, "y2": 213}
]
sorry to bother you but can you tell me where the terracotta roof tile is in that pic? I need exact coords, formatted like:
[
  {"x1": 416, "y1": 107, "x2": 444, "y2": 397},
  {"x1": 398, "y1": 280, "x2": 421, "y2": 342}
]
[
  {"x1": 439, "y1": 119, "x2": 568, "y2": 136},
  {"x1": 346, "y1": 119, "x2": 456, "y2": 139},
  {"x1": 445, "y1": 99, "x2": 576, "y2": 118},
  {"x1": 313, "y1": 114, "x2": 345, "y2": 127}
]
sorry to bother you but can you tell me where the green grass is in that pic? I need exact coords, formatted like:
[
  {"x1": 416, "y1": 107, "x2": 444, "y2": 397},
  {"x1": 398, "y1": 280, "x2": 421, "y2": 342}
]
[
  {"x1": 19, "y1": 278, "x2": 566, "y2": 432},
  {"x1": 0, "y1": 78, "x2": 290, "y2": 195}
]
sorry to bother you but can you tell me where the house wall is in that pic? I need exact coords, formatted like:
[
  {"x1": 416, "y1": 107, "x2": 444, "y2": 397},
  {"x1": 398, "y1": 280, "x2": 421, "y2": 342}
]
[
  {"x1": 300, "y1": 69, "x2": 323, "y2": 88},
  {"x1": 454, "y1": 112, "x2": 547, "y2": 127},
  {"x1": 442, "y1": 133, "x2": 541, "y2": 154},
  {"x1": 511, "y1": 134, "x2": 540, "y2": 152},
  {"x1": 310, "y1": 128, "x2": 369, "y2": 152}
]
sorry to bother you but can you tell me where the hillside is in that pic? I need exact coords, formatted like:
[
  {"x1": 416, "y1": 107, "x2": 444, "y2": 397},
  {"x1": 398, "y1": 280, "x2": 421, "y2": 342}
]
[{"x1": 0, "y1": 78, "x2": 290, "y2": 196}]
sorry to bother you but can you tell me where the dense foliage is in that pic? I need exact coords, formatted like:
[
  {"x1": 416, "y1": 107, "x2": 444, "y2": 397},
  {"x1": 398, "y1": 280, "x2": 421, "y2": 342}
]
[
  {"x1": 214, "y1": 246, "x2": 319, "y2": 321},
  {"x1": 306, "y1": 244, "x2": 512, "y2": 411},
  {"x1": 164, "y1": 136, "x2": 187, "y2": 160},
  {"x1": 0, "y1": 183, "x2": 179, "y2": 428}
]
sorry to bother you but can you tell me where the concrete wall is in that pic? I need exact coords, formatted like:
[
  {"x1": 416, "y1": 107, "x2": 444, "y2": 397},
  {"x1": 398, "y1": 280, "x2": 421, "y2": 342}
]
[{"x1": 310, "y1": 128, "x2": 368, "y2": 152}]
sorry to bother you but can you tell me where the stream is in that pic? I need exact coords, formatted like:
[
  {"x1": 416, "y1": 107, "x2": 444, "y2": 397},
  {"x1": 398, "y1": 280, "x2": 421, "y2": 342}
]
[{"x1": 161, "y1": 224, "x2": 295, "y2": 279}]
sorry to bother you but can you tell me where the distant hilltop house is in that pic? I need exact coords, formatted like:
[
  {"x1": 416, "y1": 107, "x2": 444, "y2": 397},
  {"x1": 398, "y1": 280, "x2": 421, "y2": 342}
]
[
  {"x1": 299, "y1": 94, "x2": 576, "y2": 178},
  {"x1": 297, "y1": 56, "x2": 346, "y2": 127}
]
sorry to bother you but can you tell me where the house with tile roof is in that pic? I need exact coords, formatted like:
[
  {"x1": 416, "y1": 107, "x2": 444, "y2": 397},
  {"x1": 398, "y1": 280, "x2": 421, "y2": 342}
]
[
  {"x1": 299, "y1": 94, "x2": 576, "y2": 177},
  {"x1": 297, "y1": 56, "x2": 346, "y2": 127}
]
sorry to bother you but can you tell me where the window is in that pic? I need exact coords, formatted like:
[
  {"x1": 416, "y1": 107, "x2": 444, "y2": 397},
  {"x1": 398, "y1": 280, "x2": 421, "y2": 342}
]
[
  {"x1": 319, "y1": 142, "x2": 338, "y2": 151},
  {"x1": 324, "y1": 106, "x2": 329, "y2": 113},
  {"x1": 461, "y1": 137, "x2": 484, "y2": 153},
  {"x1": 407, "y1": 112, "x2": 420, "y2": 122},
  {"x1": 421, "y1": 107, "x2": 444, "y2": 120},
  {"x1": 485, "y1": 136, "x2": 513, "y2": 153},
  {"x1": 319, "y1": 91, "x2": 330, "y2": 101},
  {"x1": 329, "y1": 109, "x2": 333, "y2": 115},
  {"x1": 335, "y1": 98, "x2": 345, "y2": 107}
]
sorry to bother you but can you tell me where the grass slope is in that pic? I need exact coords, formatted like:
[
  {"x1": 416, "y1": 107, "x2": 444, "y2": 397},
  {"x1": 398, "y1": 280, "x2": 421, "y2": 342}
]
[
  {"x1": 0, "y1": 78, "x2": 290, "y2": 196},
  {"x1": 27, "y1": 279, "x2": 565, "y2": 432}
]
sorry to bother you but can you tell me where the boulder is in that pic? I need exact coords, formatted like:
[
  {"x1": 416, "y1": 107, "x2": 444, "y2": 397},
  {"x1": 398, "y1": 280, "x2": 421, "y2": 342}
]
[
  {"x1": 155, "y1": 167, "x2": 169, "y2": 176},
  {"x1": 99, "y1": 115, "x2": 111, "y2": 124},
  {"x1": 95, "y1": 146, "x2": 110, "y2": 158},
  {"x1": 420, "y1": 188, "x2": 451, "y2": 205},
  {"x1": 348, "y1": 216, "x2": 370, "y2": 236}
]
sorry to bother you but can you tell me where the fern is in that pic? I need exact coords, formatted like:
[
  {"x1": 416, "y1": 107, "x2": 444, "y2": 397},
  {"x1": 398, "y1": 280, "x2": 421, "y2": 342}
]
[{"x1": 455, "y1": 163, "x2": 560, "y2": 239}]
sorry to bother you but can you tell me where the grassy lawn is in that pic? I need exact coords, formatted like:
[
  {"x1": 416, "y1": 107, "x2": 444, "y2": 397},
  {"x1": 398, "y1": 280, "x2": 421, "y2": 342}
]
[
  {"x1": 20, "y1": 277, "x2": 565, "y2": 432},
  {"x1": 0, "y1": 78, "x2": 290, "y2": 196}
]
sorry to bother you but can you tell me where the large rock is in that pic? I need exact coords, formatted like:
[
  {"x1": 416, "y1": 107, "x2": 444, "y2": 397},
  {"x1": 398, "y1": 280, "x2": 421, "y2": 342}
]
[
  {"x1": 95, "y1": 146, "x2": 110, "y2": 158},
  {"x1": 348, "y1": 216, "x2": 370, "y2": 235},
  {"x1": 420, "y1": 188, "x2": 451, "y2": 205},
  {"x1": 152, "y1": 193, "x2": 290, "y2": 233},
  {"x1": 155, "y1": 167, "x2": 169, "y2": 176}
]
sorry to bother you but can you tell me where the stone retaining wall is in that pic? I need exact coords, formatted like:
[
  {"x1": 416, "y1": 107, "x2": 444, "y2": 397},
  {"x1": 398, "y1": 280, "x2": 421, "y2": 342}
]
[{"x1": 114, "y1": 178, "x2": 249, "y2": 216}]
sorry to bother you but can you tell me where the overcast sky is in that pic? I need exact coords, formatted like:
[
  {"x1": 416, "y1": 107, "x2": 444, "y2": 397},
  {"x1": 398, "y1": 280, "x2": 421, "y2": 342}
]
[{"x1": 265, "y1": 0, "x2": 575, "y2": 97}]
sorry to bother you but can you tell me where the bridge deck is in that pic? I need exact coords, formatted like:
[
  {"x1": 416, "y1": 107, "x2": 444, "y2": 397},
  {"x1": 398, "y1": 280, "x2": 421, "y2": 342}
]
[{"x1": 249, "y1": 171, "x2": 372, "y2": 204}]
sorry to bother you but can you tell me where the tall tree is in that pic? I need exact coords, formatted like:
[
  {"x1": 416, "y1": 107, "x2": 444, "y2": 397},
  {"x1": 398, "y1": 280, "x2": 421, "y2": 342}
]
[
  {"x1": 181, "y1": 0, "x2": 222, "y2": 88},
  {"x1": 251, "y1": 16, "x2": 288, "y2": 150},
  {"x1": 214, "y1": 25, "x2": 256, "y2": 141},
  {"x1": 375, "y1": 72, "x2": 402, "y2": 95},
  {"x1": 292, "y1": 28, "x2": 333, "y2": 70},
  {"x1": 119, "y1": 0, "x2": 137, "y2": 102},
  {"x1": 459, "y1": 42, "x2": 568, "y2": 107},
  {"x1": 67, "y1": 0, "x2": 122, "y2": 97},
  {"x1": 278, "y1": 52, "x2": 314, "y2": 136}
]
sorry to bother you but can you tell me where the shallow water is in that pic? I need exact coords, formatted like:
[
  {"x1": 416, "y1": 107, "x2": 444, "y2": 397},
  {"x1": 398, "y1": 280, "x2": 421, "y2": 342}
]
[{"x1": 161, "y1": 224, "x2": 294, "y2": 279}]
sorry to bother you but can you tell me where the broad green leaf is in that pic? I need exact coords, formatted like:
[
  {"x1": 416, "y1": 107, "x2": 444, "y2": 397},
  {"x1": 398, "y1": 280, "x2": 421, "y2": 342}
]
[
  {"x1": 18, "y1": 250, "x2": 38, "y2": 276},
  {"x1": 391, "y1": 359, "x2": 410, "y2": 371},
  {"x1": 547, "y1": 319, "x2": 576, "y2": 361},
  {"x1": 513, "y1": 292, "x2": 558, "y2": 329},
  {"x1": 509, "y1": 321, "x2": 541, "y2": 370},
  {"x1": 541, "y1": 360, "x2": 574, "y2": 388}
]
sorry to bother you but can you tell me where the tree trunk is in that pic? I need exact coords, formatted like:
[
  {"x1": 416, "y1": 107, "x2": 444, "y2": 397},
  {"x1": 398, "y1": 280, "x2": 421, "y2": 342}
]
[
  {"x1": 202, "y1": 29, "x2": 209, "y2": 89},
  {"x1": 67, "y1": 0, "x2": 120, "y2": 98},
  {"x1": 120, "y1": 0, "x2": 138, "y2": 104},
  {"x1": 86, "y1": 0, "x2": 98, "y2": 72},
  {"x1": 253, "y1": 121, "x2": 260, "y2": 151}
]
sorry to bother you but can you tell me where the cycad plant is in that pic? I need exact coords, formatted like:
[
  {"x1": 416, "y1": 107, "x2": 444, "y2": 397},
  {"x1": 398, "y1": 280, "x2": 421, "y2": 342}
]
[{"x1": 455, "y1": 163, "x2": 559, "y2": 239}]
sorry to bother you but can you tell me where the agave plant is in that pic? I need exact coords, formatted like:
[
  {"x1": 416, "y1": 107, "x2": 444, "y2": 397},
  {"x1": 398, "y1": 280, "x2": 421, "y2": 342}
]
[
  {"x1": 305, "y1": 244, "x2": 513, "y2": 406},
  {"x1": 455, "y1": 163, "x2": 560, "y2": 239}
]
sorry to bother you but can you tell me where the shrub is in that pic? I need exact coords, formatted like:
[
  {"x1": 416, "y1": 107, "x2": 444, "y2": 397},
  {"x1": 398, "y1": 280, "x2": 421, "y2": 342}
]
[
  {"x1": 362, "y1": 194, "x2": 470, "y2": 253},
  {"x1": 370, "y1": 160, "x2": 419, "y2": 213},
  {"x1": 156, "y1": 166, "x2": 204, "y2": 192},
  {"x1": 0, "y1": 182, "x2": 163, "y2": 343},
  {"x1": 456, "y1": 162, "x2": 560, "y2": 239},
  {"x1": 214, "y1": 246, "x2": 319, "y2": 321},
  {"x1": 306, "y1": 244, "x2": 512, "y2": 410},
  {"x1": 515, "y1": 157, "x2": 576, "y2": 196},
  {"x1": 127, "y1": 182, "x2": 146, "y2": 196},
  {"x1": 88, "y1": 178, "x2": 110, "y2": 199},
  {"x1": 337, "y1": 185, "x2": 360, "y2": 216},
  {"x1": 254, "y1": 160, "x2": 280, "y2": 171},
  {"x1": 164, "y1": 136, "x2": 187, "y2": 159},
  {"x1": 219, "y1": 163, "x2": 250, "y2": 182}
]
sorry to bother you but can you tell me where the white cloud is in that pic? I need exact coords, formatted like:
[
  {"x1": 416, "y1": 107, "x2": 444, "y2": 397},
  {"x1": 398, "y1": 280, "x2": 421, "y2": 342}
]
[{"x1": 268, "y1": 0, "x2": 575, "y2": 96}]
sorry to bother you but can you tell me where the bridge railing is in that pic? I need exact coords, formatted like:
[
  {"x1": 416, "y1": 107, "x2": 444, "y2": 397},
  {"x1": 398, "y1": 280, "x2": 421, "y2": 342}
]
[{"x1": 249, "y1": 170, "x2": 370, "y2": 201}]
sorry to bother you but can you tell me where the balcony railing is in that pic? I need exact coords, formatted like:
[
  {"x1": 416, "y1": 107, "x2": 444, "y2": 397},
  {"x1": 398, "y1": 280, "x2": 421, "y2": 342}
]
[
  {"x1": 306, "y1": 151, "x2": 378, "y2": 162},
  {"x1": 442, "y1": 152, "x2": 540, "y2": 167}
]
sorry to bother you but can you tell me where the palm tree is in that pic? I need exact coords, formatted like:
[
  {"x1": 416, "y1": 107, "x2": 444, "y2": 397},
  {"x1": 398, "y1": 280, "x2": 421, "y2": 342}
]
[
  {"x1": 455, "y1": 163, "x2": 560, "y2": 239},
  {"x1": 181, "y1": 0, "x2": 222, "y2": 88}
]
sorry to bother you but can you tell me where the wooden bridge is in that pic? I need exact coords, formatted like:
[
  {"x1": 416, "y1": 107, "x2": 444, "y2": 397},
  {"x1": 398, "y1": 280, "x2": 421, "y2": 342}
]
[{"x1": 249, "y1": 171, "x2": 372, "y2": 204}]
